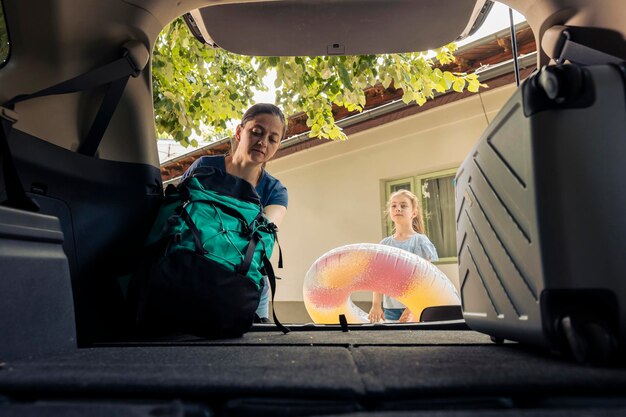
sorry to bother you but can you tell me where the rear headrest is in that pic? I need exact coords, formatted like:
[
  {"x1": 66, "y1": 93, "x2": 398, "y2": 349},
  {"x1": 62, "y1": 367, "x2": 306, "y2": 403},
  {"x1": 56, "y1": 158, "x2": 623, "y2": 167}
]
[{"x1": 542, "y1": 25, "x2": 626, "y2": 65}]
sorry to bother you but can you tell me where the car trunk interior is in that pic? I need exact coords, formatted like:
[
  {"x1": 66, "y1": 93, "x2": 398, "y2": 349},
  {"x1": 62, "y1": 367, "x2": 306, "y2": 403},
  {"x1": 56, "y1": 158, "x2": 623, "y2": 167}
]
[{"x1": 1, "y1": 0, "x2": 626, "y2": 415}]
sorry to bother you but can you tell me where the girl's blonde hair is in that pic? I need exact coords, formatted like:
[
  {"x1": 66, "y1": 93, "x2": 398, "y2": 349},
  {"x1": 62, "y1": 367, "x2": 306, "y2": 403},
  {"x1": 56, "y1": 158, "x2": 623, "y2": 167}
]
[{"x1": 386, "y1": 189, "x2": 425, "y2": 234}]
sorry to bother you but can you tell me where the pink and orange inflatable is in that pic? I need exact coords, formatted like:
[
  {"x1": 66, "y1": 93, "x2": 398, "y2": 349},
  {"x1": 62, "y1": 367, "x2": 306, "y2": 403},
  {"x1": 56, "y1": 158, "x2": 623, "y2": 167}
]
[{"x1": 303, "y1": 243, "x2": 460, "y2": 324}]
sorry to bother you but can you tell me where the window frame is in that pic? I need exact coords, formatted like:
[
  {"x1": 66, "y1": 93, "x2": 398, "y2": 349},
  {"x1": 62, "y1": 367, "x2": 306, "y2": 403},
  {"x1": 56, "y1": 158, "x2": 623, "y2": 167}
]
[{"x1": 383, "y1": 167, "x2": 458, "y2": 265}]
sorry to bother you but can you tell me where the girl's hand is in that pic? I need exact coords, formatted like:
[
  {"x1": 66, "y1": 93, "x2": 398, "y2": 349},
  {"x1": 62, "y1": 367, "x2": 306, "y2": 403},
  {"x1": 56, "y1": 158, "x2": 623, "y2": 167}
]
[
  {"x1": 368, "y1": 305, "x2": 384, "y2": 323},
  {"x1": 398, "y1": 309, "x2": 415, "y2": 323}
]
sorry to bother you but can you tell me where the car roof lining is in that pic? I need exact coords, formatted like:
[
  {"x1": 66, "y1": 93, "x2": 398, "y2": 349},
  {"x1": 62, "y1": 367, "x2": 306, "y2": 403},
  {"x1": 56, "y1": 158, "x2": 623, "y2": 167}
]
[
  {"x1": 171, "y1": 0, "x2": 626, "y2": 76},
  {"x1": 189, "y1": 0, "x2": 488, "y2": 56}
]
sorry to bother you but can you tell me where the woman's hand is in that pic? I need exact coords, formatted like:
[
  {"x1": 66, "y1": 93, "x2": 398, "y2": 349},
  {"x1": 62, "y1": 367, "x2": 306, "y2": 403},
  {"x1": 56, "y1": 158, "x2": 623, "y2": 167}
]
[{"x1": 368, "y1": 304, "x2": 384, "y2": 323}]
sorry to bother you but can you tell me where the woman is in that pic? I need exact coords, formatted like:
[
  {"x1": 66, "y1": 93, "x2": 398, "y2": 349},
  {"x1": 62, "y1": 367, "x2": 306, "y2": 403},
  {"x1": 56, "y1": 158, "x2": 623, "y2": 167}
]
[{"x1": 182, "y1": 103, "x2": 288, "y2": 322}]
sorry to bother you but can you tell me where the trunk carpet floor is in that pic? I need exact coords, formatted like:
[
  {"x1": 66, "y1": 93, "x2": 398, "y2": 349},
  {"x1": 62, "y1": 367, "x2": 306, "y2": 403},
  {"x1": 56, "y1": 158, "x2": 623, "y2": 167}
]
[{"x1": 1, "y1": 329, "x2": 625, "y2": 415}]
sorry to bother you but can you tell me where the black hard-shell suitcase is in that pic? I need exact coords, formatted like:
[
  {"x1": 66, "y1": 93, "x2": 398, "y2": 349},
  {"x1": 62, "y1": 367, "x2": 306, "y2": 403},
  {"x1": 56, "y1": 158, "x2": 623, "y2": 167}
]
[
  {"x1": 455, "y1": 63, "x2": 626, "y2": 363},
  {"x1": 0, "y1": 205, "x2": 76, "y2": 360}
]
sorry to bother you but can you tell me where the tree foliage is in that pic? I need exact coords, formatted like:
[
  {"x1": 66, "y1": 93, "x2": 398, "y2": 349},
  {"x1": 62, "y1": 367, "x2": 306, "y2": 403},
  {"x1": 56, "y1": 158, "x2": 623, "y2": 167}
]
[
  {"x1": 153, "y1": 18, "x2": 485, "y2": 144},
  {"x1": 153, "y1": 20, "x2": 265, "y2": 146}
]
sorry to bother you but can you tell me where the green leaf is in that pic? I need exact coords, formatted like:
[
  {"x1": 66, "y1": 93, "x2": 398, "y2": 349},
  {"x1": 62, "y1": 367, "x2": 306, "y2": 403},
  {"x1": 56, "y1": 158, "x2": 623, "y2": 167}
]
[
  {"x1": 467, "y1": 79, "x2": 480, "y2": 93},
  {"x1": 452, "y1": 78, "x2": 466, "y2": 93},
  {"x1": 338, "y1": 66, "x2": 353, "y2": 90},
  {"x1": 443, "y1": 71, "x2": 456, "y2": 88},
  {"x1": 163, "y1": 91, "x2": 176, "y2": 100}
]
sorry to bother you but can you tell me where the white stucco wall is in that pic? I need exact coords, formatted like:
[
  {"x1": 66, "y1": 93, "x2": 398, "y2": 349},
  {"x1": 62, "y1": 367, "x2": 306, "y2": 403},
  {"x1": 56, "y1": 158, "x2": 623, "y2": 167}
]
[{"x1": 267, "y1": 83, "x2": 517, "y2": 304}]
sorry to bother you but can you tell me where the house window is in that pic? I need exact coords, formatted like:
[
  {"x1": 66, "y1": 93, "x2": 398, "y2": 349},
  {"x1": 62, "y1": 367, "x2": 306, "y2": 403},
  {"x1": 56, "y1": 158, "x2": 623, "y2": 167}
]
[
  {"x1": 0, "y1": 1, "x2": 8, "y2": 65},
  {"x1": 384, "y1": 168, "x2": 457, "y2": 263}
]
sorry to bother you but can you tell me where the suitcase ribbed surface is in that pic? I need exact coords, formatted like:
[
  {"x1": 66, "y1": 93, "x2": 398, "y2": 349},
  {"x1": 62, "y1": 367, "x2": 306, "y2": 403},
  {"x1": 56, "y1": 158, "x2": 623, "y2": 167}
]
[{"x1": 455, "y1": 92, "x2": 545, "y2": 345}]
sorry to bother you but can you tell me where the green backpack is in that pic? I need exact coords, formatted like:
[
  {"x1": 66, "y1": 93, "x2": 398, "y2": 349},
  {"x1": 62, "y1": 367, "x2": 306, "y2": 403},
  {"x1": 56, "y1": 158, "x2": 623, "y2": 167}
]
[{"x1": 132, "y1": 166, "x2": 286, "y2": 338}]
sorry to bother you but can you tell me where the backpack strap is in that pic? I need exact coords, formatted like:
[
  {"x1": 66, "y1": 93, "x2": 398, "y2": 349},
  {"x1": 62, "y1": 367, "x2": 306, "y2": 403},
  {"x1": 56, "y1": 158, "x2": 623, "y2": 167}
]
[
  {"x1": 178, "y1": 201, "x2": 208, "y2": 255},
  {"x1": 262, "y1": 256, "x2": 290, "y2": 334},
  {"x1": 236, "y1": 233, "x2": 259, "y2": 277},
  {"x1": 267, "y1": 222, "x2": 283, "y2": 268}
]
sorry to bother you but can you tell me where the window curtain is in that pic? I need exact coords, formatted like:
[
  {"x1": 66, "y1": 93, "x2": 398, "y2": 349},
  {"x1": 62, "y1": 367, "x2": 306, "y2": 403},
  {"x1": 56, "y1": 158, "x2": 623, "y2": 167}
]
[{"x1": 422, "y1": 176, "x2": 456, "y2": 258}]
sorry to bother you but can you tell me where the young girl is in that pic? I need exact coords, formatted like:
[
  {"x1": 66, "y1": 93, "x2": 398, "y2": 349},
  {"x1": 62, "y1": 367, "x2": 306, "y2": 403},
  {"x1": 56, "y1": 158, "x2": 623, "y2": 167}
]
[{"x1": 368, "y1": 189, "x2": 438, "y2": 323}]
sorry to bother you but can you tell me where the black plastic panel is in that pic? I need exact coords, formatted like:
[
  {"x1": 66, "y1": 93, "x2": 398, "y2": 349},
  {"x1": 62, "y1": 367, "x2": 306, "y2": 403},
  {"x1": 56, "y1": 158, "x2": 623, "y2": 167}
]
[
  {"x1": 0, "y1": 206, "x2": 76, "y2": 360},
  {"x1": 7, "y1": 129, "x2": 163, "y2": 344}
]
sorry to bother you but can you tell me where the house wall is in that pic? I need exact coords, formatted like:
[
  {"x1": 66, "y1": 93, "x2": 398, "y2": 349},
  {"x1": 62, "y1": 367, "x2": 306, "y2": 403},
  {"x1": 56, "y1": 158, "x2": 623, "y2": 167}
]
[{"x1": 267, "y1": 82, "x2": 517, "y2": 323}]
